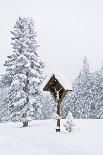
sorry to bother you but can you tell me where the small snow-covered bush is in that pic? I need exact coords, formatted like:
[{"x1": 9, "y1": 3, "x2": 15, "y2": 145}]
[{"x1": 64, "y1": 111, "x2": 75, "y2": 132}]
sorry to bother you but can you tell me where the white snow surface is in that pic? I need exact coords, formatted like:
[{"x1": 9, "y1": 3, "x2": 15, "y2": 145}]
[
  {"x1": 41, "y1": 72, "x2": 72, "y2": 91},
  {"x1": 0, "y1": 119, "x2": 103, "y2": 155}
]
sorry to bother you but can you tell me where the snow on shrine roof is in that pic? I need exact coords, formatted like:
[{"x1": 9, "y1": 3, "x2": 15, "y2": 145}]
[
  {"x1": 54, "y1": 72, "x2": 72, "y2": 90},
  {"x1": 41, "y1": 72, "x2": 72, "y2": 91}
]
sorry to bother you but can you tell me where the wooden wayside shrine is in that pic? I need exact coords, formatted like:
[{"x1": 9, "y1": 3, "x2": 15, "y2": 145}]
[{"x1": 43, "y1": 73, "x2": 72, "y2": 132}]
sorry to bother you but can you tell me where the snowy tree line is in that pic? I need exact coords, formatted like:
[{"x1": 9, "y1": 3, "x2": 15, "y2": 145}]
[{"x1": 62, "y1": 57, "x2": 103, "y2": 119}]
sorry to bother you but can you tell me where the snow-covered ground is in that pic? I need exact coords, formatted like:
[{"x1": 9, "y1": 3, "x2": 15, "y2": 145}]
[{"x1": 0, "y1": 119, "x2": 102, "y2": 155}]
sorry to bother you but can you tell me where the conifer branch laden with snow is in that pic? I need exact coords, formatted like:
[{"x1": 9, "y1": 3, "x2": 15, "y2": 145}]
[{"x1": 3, "y1": 17, "x2": 45, "y2": 126}]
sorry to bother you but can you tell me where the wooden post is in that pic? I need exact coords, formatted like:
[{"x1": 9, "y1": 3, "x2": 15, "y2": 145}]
[
  {"x1": 23, "y1": 121, "x2": 28, "y2": 127},
  {"x1": 54, "y1": 87, "x2": 62, "y2": 132},
  {"x1": 56, "y1": 100, "x2": 60, "y2": 132}
]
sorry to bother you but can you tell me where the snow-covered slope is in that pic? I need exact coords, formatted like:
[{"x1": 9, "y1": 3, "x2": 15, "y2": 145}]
[{"x1": 0, "y1": 119, "x2": 103, "y2": 155}]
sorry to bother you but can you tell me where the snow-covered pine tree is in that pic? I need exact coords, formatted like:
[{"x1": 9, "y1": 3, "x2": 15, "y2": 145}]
[
  {"x1": 63, "y1": 57, "x2": 94, "y2": 119},
  {"x1": 3, "y1": 17, "x2": 45, "y2": 126},
  {"x1": 90, "y1": 65, "x2": 103, "y2": 118},
  {"x1": 62, "y1": 69, "x2": 86, "y2": 119},
  {"x1": 80, "y1": 56, "x2": 92, "y2": 118}
]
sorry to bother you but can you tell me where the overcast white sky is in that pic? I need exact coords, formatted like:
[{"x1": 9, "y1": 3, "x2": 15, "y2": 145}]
[{"x1": 0, "y1": 0, "x2": 103, "y2": 81}]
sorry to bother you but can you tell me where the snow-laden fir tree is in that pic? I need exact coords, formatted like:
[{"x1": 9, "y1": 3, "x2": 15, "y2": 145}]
[
  {"x1": 75, "y1": 57, "x2": 95, "y2": 118},
  {"x1": 63, "y1": 57, "x2": 94, "y2": 119},
  {"x1": 62, "y1": 71, "x2": 84, "y2": 118},
  {"x1": 3, "y1": 17, "x2": 45, "y2": 126},
  {"x1": 90, "y1": 65, "x2": 103, "y2": 118}
]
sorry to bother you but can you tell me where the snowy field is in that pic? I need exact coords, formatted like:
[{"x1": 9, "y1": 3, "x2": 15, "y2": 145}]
[{"x1": 0, "y1": 119, "x2": 103, "y2": 155}]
